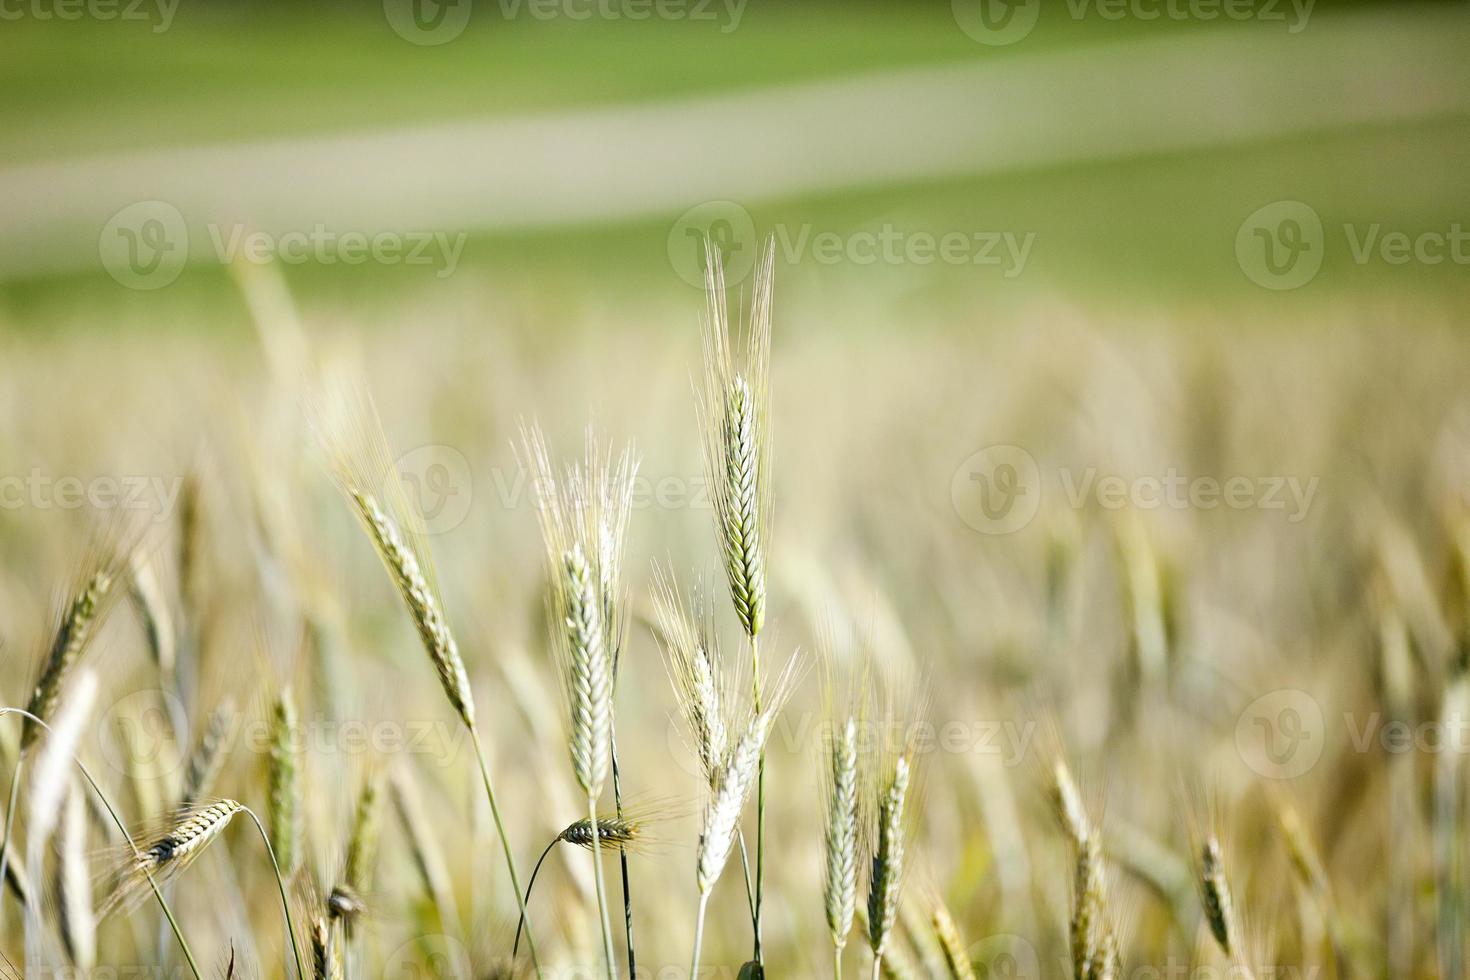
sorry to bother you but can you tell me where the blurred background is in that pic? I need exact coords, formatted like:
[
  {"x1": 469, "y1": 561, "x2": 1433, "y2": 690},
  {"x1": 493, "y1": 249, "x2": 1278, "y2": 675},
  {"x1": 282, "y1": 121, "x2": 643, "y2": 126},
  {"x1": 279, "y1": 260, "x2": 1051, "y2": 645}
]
[{"x1": 4, "y1": 1, "x2": 1470, "y2": 977}]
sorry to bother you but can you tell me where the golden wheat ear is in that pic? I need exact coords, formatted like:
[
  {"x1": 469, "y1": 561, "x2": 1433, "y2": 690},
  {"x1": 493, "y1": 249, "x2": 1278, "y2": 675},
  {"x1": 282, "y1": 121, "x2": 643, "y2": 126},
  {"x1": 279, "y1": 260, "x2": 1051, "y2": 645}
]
[{"x1": 98, "y1": 800, "x2": 243, "y2": 919}]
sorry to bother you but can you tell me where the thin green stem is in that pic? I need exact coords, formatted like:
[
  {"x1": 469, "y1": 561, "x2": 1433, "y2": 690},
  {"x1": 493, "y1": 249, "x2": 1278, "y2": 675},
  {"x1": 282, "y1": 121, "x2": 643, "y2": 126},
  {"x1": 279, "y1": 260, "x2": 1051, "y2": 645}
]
[
  {"x1": 751, "y1": 630, "x2": 765, "y2": 967},
  {"x1": 611, "y1": 726, "x2": 636, "y2": 978},
  {"x1": 239, "y1": 806, "x2": 308, "y2": 980},
  {"x1": 834, "y1": 945, "x2": 843, "y2": 980},
  {"x1": 513, "y1": 836, "x2": 561, "y2": 959},
  {"x1": 589, "y1": 797, "x2": 616, "y2": 980},
  {"x1": 690, "y1": 891, "x2": 711, "y2": 980},
  {"x1": 0, "y1": 708, "x2": 202, "y2": 980},
  {"x1": 470, "y1": 726, "x2": 544, "y2": 977},
  {"x1": 871, "y1": 953, "x2": 882, "y2": 980}
]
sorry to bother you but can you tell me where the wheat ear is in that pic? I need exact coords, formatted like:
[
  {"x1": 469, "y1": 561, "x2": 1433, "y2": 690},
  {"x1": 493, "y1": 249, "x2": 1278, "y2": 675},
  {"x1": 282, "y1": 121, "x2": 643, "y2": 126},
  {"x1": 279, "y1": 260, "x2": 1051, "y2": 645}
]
[
  {"x1": 690, "y1": 656, "x2": 799, "y2": 976},
  {"x1": 932, "y1": 899, "x2": 975, "y2": 980},
  {"x1": 699, "y1": 237, "x2": 776, "y2": 968},
  {"x1": 313, "y1": 379, "x2": 542, "y2": 972},
  {"x1": 653, "y1": 567, "x2": 728, "y2": 786},
  {"x1": 267, "y1": 688, "x2": 301, "y2": 879},
  {"x1": 826, "y1": 715, "x2": 860, "y2": 962},
  {"x1": 311, "y1": 915, "x2": 344, "y2": 980},
  {"x1": 868, "y1": 754, "x2": 911, "y2": 972},
  {"x1": 23, "y1": 564, "x2": 118, "y2": 751},
  {"x1": 181, "y1": 699, "x2": 235, "y2": 808}
]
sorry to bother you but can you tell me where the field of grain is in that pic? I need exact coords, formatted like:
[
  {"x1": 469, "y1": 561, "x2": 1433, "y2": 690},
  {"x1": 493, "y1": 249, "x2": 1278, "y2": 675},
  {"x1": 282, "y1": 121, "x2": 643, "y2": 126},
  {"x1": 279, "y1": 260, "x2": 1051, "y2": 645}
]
[{"x1": 4, "y1": 3, "x2": 1470, "y2": 979}]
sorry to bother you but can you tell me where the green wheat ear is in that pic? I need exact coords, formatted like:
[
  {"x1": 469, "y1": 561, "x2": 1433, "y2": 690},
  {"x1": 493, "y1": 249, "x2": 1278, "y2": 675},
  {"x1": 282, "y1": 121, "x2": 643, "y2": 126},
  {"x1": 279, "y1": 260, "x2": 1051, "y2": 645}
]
[{"x1": 699, "y1": 240, "x2": 775, "y2": 640}]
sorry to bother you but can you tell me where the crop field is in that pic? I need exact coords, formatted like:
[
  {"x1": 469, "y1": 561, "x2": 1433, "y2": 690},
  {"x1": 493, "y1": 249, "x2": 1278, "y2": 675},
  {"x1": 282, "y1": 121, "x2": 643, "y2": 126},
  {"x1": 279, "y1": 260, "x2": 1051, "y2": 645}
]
[{"x1": 2, "y1": 2, "x2": 1470, "y2": 979}]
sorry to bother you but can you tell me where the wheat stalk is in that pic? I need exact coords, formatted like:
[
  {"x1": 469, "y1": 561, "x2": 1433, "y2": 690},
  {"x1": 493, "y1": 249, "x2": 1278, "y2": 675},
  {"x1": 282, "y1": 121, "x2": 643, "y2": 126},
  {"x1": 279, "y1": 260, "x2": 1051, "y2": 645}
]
[
  {"x1": 698, "y1": 236, "x2": 776, "y2": 968},
  {"x1": 181, "y1": 699, "x2": 235, "y2": 808},
  {"x1": 129, "y1": 550, "x2": 176, "y2": 679},
  {"x1": 867, "y1": 753, "x2": 910, "y2": 974},
  {"x1": 102, "y1": 800, "x2": 242, "y2": 917},
  {"x1": 23, "y1": 564, "x2": 118, "y2": 752},
  {"x1": 267, "y1": 688, "x2": 300, "y2": 878},
  {"x1": 312, "y1": 377, "x2": 542, "y2": 972},
  {"x1": 311, "y1": 915, "x2": 343, "y2": 980},
  {"x1": 932, "y1": 899, "x2": 975, "y2": 980},
  {"x1": 335, "y1": 769, "x2": 384, "y2": 934},
  {"x1": 348, "y1": 488, "x2": 475, "y2": 728},
  {"x1": 653, "y1": 567, "x2": 728, "y2": 786},
  {"x1": 825, "y1": 715, "x2": 860, "y2": 965},
  {"x1": 700, "y1": 242, "x2": 775, "y2": 642}
]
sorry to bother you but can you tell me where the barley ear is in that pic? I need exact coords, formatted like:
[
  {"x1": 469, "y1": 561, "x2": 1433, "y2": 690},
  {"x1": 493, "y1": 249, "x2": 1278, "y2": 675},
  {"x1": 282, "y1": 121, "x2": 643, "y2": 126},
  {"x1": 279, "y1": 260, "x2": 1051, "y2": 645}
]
[
  {"x1": 824, "y1": 715, "x2": 860, "y2": 950},
  {"x1": 267, "y1": 688, "x2": 301, "y2": 878},
  {"x1": 564, "y1": 544, "x2": 612, "y2": 798},
  {"x1": 867, "y1": 754, "x2": 911, "y2": 957},
  {"x1": 23, "y1": 564, "x2": 120, "y2": 751},
  {"x1": 700, "y1": 240, "x2": 775, "y2": 640},
  {"x1": 932, "y1": 899, "x2": 976, "y2": 980}
]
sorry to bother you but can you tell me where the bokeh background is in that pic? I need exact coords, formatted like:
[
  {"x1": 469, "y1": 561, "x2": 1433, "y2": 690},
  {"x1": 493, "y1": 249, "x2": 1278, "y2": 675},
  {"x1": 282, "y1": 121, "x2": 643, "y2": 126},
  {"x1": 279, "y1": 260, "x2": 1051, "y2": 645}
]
[{"x1": 3, "y1": 1, "x2": 1470, "y2": 977}]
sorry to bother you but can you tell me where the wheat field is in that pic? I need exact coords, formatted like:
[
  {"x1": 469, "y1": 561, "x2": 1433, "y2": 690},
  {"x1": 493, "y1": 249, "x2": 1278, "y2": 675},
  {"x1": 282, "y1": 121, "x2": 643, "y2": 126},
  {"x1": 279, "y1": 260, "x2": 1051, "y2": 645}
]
[
  {"x1": 4, "y1": 3, "x2": 1470, "y2": 977},
  {"x1": 1, "y1": 249, "x2": 1468, "y2": 979}
]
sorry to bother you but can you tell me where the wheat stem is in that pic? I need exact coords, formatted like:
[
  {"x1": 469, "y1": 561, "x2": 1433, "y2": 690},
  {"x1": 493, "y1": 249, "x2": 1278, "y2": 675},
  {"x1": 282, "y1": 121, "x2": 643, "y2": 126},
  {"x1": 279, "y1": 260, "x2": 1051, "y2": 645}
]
[
  {"x1": 752, "y1": 631, "x2": 766, "y2": 966},
  {"x1": 611, "y1": 729, "x2": 636, "y2": 977},
  {"x1": 588, "y1": 797, "x2": 617, "y2": 980},
  {"x1": 471, "y1": 727, "x2": 543, "y2": 976},
  {"x1": 239, "y1": 805, "x2": 308, "y2": 980},
  {"x1": 690, "y1": 891, "x2": 711, "y2": 979}
]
